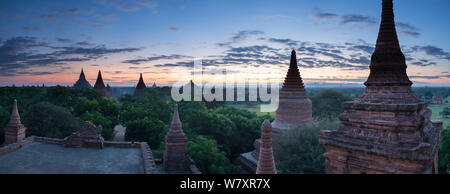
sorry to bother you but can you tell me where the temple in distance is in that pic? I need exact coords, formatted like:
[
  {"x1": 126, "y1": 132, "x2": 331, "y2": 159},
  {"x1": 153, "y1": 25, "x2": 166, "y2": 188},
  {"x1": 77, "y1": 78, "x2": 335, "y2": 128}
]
[
  {"x1": 73, "y1": 68, "x2": 92, "y2": 90},
  {"x1": 93, "y1": 70, "x2": 108, "y2": 96}
]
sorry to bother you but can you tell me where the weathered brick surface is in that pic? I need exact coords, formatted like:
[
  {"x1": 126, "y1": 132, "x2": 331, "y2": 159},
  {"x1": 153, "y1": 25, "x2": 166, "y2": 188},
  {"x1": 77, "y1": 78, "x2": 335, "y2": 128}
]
[
  {"x1": 63, "y1": 121, "x2": 105, "y2": 149},
  {"x1": 319, "y1": 0, "x2": 442, "y2": 174},
  {"x1": 256, "y1": 120, "x2": 277, "y2": 174}
]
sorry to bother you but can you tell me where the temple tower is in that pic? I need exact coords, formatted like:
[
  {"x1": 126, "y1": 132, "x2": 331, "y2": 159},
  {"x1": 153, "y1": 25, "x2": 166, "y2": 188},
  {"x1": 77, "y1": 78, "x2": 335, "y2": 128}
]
[
  {"x1": 271, "y1": 50, "x2": 312, "y2": 136},
  {"x1": 73, "y1": 68, "x2": 92, "y2": 90},
  {"x1": 3, "y1": 99, "x2": 26, "y2": 146},
  {"x1": 319, "y1": 0, "x2": 442, "y2": 174},
  {"x1": 93, "y1": 70, "x2": 108, "y2": 96},
  {"x1": 163, "y1": 104, "x2": 189, "y2": 172},
  {"x1": 256, "y1": 120, "x2": 277, "y2": 174},
  {"x1": 134, "y1": 73, "x2": 147, "y2": 97}
]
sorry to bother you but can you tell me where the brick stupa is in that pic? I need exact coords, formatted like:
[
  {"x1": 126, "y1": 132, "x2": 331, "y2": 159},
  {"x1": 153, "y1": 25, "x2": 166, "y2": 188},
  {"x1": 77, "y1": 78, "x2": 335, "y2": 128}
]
[
  {"x1": 93, "y1": 70, "x2": 108, "y2": 96},
  {"x1": 3, "y1": 99, "x2": 26, "y2": 146},
  {"x1": 271, "y1": 50, "x2": 312, "y2": 136},
  {"x1": 163, "y1": 104, "x2": 189, "y2": 172},
  {"x1": 73, "y1": 68, "x2": 92, "y2": 90},
  {"x1": 319, "y1": 0, "x2": 442, "y2": 174},
  {"x1": 256, "y1": 120, "x2": 277, "y2": 174},
  {"x1": 134, "y1": 73, "x2": 147, "y2": 97}
]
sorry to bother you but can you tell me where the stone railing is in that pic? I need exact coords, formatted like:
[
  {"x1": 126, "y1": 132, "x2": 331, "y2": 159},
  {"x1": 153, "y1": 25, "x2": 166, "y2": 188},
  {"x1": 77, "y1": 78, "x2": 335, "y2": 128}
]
[
  {"x1": 34, "y1": 136, "x2": 65, "y2": 145},
  {"x1": 0, "y1": 136, "x2": 34, "y2": 155},
  {"x1": 140, "y1": 142, "x2": 159, "y2": 174}
]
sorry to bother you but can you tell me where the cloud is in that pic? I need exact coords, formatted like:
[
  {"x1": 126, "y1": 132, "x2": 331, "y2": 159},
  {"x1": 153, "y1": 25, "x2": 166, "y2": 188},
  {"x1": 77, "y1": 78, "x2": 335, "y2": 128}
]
[
  {"x1": 340, "y1": 15, "x2": 376, "y2": 25},
  {"x1": 0, "y1": 36, "x2": 142, "y2": 76},
  {"x1": 93, "y1": 0, "x2": 157, "y2": 12},
  {"x1": 266, "y1": 38, "x2": 299, "y2": 47},
  {"x1": 23, "y1": 26, "x2": 41, "y2": 33},
  {"x1": 40, "y1": 8, "x2": 80, "y2": 19},
  {"x1": 400, "y1": 31, "x2": 420, "y2": 38},
  {"x1": 412, "y1": 45, "x2": 450, "y2": 61},
  {"x1": 168, "y1": 27, "x2": 180, "y2": 32},
  {"x1": 311, "y1": 8, "x2": 338, "y2": 20},
  {"x1": 217, "y1": 30, "x2": 265, "y2": 47},
  {"x1": 56, "y1": 38, "x2": 73, "y2": 43},
  {"x1": 409, "y1": 75, "x2": 449, "y2": 79},
  {"x1": 122, "y1": 54, "x2": 188, "y2": 65},
  {"x1": 52, "y1": 8, "x2": 80, "y2": 14},
  {"x1": 231, "y1": 30, "x2": 265, "y2": 42},
  {"x1": 396, "y1": 22, "x2": 420, "y2": 38}
]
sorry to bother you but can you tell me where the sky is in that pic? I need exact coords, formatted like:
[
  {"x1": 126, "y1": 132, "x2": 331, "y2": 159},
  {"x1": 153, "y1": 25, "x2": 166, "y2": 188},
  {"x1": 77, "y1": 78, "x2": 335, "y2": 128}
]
[{"x1": 0, "y1": 0, "x2": 449, "y2": 87}]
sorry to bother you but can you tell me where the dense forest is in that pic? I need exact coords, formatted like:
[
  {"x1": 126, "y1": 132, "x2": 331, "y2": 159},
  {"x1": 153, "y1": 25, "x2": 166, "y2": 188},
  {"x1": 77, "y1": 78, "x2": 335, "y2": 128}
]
[{"x1": 0, "y1": 86, "x2": 449, "y2": 173}]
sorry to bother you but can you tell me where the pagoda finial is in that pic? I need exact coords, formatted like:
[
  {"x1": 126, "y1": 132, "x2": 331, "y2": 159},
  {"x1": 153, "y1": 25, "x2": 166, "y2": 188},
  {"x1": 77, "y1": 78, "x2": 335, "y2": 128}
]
[
  {"x1": 9, "y1": 99, "x2": 21, "y2": 125},
  {"x1": 256, "y1": 120, "x2": 276, "y2": 174},
  {"x1": 170, "y1": 104, "x2": 182, "y2": 132},
  {"x1": 290, "y1": 49, "x2": 297, "y2": 69}
]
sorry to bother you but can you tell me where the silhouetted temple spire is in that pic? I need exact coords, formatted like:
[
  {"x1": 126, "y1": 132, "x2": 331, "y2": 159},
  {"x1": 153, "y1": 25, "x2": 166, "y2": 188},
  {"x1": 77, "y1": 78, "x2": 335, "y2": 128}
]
[
  {"x1": 94, "y1": 70, "x2": 105, "y2": 89},
  {"x1": 134, "y1": 73, "x2": 147, "y2": 97},
  {"x1": 164, "y1": 104, "x2": 189, "y2": 171},
  {"x1": 94, "y1": 70, "x2": 108, "y2": 96},
  {"x1": 73, "y1": 68, "x2": 92, "y2": 90},
  {"x1": 256, "y1": 120, "x2": 276, "y2": 174},
  {"x1": 3, "y1": 99, "x2": 26, "y2": 146},
  {"x1": 365, "y1": 0, "x2": 412, "y2": 88},
  {"x1": 271, "y1": 50, "x2": 312, "y2": 136},
  {"x1": 137, "y1": 73, "x2": 146, "y2": 89}
]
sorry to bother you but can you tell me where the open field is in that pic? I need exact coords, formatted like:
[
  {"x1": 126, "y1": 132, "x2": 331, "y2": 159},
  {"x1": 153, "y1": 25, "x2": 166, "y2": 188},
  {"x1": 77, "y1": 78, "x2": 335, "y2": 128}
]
[
  {"x1": 429, "y1": 103, "x2": 450, "y2": 129},
  {"x1": 227, "y1": 103, "x2": 275, "y2": 117}
]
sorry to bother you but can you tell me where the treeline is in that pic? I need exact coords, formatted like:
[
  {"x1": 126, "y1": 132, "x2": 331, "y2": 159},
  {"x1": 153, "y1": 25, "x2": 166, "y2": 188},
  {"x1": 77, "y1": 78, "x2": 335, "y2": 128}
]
[
  {"x1": 1, "y1": 86, "x2": 449, "y2": 174},
  {"x1": 0, "y1": 86, "x2": 119, "y2": 143}
]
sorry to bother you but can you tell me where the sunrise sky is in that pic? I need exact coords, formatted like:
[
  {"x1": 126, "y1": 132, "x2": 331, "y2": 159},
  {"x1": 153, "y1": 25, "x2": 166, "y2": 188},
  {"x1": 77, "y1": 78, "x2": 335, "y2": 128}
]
[{"x1": 0, "y1": 0, "x2": 449, "y2": 87}]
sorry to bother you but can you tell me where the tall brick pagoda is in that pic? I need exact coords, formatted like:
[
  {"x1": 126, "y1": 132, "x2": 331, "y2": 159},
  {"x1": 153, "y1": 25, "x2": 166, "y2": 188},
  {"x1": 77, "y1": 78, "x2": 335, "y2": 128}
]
[
  {"x1": 319, "y1": 0, "x2": 442, "y2": 174},
  {"x1": 256, "y1": 120, "x2": 277, "y2": 174},
  {"x1": 271, "y1": 50, "x2": 312, "y2": 136},
  {"x1": 93, "y1": 70, "x2": 108, "y2": 96},
  {"x1": 236, "y1": 50, "x2": 312, "y2": 173},
  {"x1": 3, "y1": 99, "x2": 26, "y2": 146},
  {"x1": 73, "y1": 68, "x2": 92, "y2": 90},
  {"x1": 134, "y1": 73, "x2": 147, "y2": 97},
  {"x1": 163, "y1": 104, "x2": 189, "y2": 172}
]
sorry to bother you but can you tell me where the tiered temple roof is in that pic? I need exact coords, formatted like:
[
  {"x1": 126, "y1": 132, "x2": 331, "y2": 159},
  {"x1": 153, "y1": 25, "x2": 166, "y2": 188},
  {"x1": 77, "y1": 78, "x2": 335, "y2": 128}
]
[
  {"x1": 134, "y1": 73, "x2": 147, "y2": 97},
  {"x1": 73, "y1": 68, "x2": 92, "y2": 90},
  {"x1": 271, "y1": 50, "x2": 312, "y2": 136},
  {"x1": 93, "y1": 70, "x2": 108, "y2": 96},
  {"x1": 3, "y1": 99, "x2": 26, "y2": 146},
  {"x1": 256, "y1": 120, "x2": 276, "y2": 174},
  {"x1": 319, "y1": 0, "x2": 442, "y2": 174}
]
